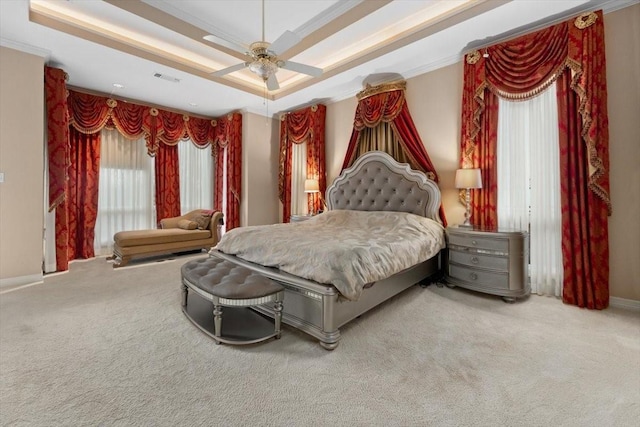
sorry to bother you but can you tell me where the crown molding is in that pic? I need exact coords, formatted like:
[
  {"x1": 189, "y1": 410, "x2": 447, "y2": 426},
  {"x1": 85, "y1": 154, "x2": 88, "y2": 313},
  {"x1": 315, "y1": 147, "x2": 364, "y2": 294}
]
[{"x1": 0, "y1": 37, "x2": 50, "y2": 59}]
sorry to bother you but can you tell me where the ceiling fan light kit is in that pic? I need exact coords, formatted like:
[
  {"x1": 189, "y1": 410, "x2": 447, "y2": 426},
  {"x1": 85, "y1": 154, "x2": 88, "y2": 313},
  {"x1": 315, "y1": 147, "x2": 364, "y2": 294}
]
[{"x1": 207, "y1": 0, "x2": 322, "y2": 91}]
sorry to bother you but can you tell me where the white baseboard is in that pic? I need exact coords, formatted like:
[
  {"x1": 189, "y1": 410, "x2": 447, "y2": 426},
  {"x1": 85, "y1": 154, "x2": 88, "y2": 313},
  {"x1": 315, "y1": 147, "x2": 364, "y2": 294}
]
[
  {"x1": 610, "y1": 296, "x2": 640, "y2": 312},
  {"x1": 0, "y1": 273, "x2": 44, "y2": 289}
]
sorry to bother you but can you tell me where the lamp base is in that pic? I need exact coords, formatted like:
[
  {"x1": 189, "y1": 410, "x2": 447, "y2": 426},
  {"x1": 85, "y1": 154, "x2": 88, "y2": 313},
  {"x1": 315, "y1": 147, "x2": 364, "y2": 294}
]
[{"x1": 461, "y1": 189, "x2": 473, "y2": 228}]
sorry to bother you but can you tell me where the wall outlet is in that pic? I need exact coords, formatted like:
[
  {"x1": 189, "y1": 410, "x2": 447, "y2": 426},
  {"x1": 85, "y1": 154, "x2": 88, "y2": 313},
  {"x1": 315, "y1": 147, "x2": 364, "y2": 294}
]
[{"x1": 0, "y1": 172, "x2": 4, "y2": 183}]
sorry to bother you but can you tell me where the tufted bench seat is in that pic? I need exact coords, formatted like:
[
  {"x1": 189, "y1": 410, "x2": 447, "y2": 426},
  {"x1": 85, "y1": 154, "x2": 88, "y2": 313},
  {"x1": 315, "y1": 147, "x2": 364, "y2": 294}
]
[{"x1": 181, "y1": 257, "x2": 284, "y2": 345}]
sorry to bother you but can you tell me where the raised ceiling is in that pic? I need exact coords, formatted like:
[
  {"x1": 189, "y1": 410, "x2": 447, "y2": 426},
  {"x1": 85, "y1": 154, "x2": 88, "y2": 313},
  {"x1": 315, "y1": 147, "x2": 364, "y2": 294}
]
[{"x1": 0, "y1": 0, "x2": 632, "y2": 118}]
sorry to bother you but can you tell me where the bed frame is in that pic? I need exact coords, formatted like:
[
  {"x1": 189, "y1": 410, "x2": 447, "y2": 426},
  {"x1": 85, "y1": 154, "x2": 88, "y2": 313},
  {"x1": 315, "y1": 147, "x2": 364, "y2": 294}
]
[{"x1": 209, "y1": 151, "x2": 443, "y2": 349}]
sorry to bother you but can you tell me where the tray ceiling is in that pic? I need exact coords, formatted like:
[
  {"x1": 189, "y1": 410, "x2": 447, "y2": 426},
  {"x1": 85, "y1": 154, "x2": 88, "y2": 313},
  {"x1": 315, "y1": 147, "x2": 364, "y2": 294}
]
[{"x1": 0, "y1": 0, "x2": 630, "y2": 118}]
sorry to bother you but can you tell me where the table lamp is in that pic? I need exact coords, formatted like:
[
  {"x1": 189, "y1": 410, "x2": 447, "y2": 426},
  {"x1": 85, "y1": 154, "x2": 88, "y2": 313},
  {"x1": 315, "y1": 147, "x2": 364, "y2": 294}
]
[
  {"x1": 304, "y1": 179, "x2": 321, "y2": 215},
  {"x1": 455, "y1": 168, "x2": 482, "y2": 227}
]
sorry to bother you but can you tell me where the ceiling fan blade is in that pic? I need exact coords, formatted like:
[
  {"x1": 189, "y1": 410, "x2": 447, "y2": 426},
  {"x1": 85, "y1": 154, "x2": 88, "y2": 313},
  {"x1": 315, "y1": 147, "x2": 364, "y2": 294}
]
[
  {"x1": 266, "y1": 74, "x2": 280, "y2": 91},
  {"x1": 203, "y1": 34, "x2": 248, "y2": 54},
  {"x1": 280, "y1": 61, "x2": 323, "y2": 77},
  {"x1": 268, "y1": 30, "x2": 300, "y2": 55},
  {"x1": 212, "y1": 62, "x2": 248, "y2": 77}
]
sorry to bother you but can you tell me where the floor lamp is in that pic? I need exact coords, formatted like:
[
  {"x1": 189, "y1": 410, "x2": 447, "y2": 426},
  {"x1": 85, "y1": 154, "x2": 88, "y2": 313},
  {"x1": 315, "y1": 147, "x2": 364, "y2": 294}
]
[{"x1": 455, "y1": 168, "x2": 482, "y2": 227}]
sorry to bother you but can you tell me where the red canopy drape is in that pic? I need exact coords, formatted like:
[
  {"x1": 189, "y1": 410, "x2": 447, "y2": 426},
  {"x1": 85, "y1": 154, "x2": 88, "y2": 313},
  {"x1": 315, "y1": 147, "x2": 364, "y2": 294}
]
[
  {"x1": 342, "y1": 82, "x2": 446, "y2": 225},
  {"x1": 278, "y1": 104, "x2": 326, "y2": 223},
  {"x1": 459, "y1": 10, "x2": 610, "y2": 308}
]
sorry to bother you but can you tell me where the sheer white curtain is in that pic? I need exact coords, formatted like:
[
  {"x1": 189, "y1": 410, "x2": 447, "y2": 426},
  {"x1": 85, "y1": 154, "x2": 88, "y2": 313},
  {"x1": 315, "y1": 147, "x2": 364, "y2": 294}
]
[
  {"x1": 178, "y1": 140, "x2": 213, "y2": 214},
  {"x1": 94, "y1": 128, "x2": 156, "y2": 256},
  {"x1": 290, "y1": 140, "x2": 308, "y2": 215},
  {"x1": 497, "y1": 82, "x2": 563, "y2": 296}
]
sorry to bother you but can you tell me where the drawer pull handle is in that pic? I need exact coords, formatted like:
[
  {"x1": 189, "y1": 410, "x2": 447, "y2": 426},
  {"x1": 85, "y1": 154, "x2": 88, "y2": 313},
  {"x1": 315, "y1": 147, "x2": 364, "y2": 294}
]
[
  {"x1": 471, "y1": 257, "x2": 479, "y2": 264},
  {"x1": 471, "y1": 240, "x2": 477, "y2": 246},
  {"x1": 469, "y1": 272, "x2": 478, "y2": 281}
]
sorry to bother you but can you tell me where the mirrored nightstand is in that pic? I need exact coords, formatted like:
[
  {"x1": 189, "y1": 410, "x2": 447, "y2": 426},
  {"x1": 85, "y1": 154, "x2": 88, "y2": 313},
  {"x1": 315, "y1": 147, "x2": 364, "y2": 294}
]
[{"x1": 445, "y1": 226, "x2": 530, "y2": 302}]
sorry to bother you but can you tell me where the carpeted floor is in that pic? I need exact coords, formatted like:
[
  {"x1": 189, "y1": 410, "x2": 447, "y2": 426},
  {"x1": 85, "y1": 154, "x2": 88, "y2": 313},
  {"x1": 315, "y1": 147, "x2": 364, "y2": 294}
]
[{"x1": 1, "y1": 255, "x2": 638, "y2": 427}]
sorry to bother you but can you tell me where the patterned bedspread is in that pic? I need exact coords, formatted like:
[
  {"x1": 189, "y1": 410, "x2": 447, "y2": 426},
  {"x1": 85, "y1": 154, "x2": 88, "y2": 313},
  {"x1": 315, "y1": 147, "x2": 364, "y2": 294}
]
[{"x1": 214, "y1": 210, "x2": 445, "y2": 301}]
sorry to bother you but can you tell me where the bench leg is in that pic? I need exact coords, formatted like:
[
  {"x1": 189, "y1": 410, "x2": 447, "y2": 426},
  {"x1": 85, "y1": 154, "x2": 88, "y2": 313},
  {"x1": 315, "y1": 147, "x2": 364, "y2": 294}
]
[
  {"x1": 181, "y1": 283, "x2": 188, "y2": 308},
  {"x1": 213, "y1": 304, "x2": 223, "y2": 344},
  {"x1": 274, "y1": 300, "x2": 283, "y2": 339}
]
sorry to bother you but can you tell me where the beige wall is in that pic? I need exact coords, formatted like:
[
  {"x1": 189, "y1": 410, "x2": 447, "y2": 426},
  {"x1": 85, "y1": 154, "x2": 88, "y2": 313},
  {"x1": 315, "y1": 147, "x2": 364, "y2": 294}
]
[
  {"x1": 323, "y1": 5, "x2": 639, "y2": 301},
  {"x1": 241, "y1": 111, "x2": 280, "y2": 226},
  {"x1": 604, "y1": 4, "x2": 640, "y2": 301},
  {"x1": 0, "y1": 47, "x2": 45, "y2": 286}
]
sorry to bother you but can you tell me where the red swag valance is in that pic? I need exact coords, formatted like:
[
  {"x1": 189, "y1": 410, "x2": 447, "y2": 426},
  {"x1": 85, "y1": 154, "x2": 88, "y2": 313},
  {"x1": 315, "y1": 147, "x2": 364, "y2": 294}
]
[
  {"x1": 67, "y1": 90, "x2": 218, "y2": 156},
  {"x1": 461, "y1": 10, "x2": 610, "y2": 213}
]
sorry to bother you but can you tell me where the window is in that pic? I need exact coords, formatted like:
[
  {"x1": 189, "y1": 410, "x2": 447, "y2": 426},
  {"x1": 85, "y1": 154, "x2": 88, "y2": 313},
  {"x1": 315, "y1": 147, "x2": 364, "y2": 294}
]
[{"x1": 178, "y1": 140, "x2": 213, "y2": 214}]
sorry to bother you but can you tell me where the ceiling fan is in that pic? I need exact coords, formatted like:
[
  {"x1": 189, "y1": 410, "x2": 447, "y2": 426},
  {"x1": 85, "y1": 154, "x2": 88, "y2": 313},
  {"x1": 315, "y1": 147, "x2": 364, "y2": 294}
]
[{"x1": 204, "y1": 0, "x2": 323, "y2": 91}]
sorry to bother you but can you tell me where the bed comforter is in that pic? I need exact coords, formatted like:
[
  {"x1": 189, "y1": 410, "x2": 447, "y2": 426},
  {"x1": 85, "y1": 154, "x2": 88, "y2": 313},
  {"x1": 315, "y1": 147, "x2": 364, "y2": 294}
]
[{"x1": 214, "y1": 210, "x2": 445, "y2": 301}]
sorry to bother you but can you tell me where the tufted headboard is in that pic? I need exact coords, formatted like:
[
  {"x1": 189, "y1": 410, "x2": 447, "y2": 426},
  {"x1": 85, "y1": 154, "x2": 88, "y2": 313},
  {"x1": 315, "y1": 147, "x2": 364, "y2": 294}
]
[{"x1": 326, "y1": 151, "x2": 442, "y2": 224}]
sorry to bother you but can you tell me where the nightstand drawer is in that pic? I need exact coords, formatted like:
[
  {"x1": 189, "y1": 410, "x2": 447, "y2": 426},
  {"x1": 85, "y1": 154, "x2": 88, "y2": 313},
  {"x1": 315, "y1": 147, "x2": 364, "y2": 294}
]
[
  {"x1": 448, "y1": 264, "x2": 510, "y2": 289},
  {"x1": 448, "y1": 233, "x2": 508, "y2": 253},
  {"x1": 448, "y1": 250, "x2": 508, "y2": 271}
]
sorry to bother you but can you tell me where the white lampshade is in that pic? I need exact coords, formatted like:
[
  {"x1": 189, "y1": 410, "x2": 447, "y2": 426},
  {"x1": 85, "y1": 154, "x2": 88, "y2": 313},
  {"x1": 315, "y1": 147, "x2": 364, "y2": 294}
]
[
  {"x1": 304, "y1": 179, "x2": 320, "y2": 193},
  {"x1": 455, "y1": 169, "x2": 483, "y2": 189}
]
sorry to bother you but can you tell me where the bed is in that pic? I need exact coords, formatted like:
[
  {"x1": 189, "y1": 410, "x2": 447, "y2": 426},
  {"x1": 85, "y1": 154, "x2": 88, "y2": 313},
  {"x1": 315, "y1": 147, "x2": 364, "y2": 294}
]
[{"x1": 209, "y1": 151, "x2": 445, "y2": 349}]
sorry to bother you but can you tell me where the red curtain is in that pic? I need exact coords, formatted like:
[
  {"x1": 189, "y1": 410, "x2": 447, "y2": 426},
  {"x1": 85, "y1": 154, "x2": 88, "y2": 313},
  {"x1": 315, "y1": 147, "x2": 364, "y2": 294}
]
[
  {"x1": 342, "y1": 85, "x2": 446, "y2": 225},
  {"x1": 67, "y1": 129, "x2": 101, "y2": 260},
  {"x1": 459, "y1": 11, "x2": 610, "y2": 308},
  {"x1": 278, "y1": 105, "x2": 326, "y2": 223},
  {"x1": 45, "y1": 67, "x2": 70, "y2": 271},
  {"x1": 213, "y1": 113, "x2": 243, "y2": 230},
  {"x1": 155, "y1": 142, "x2": 181, "y2": 224}
]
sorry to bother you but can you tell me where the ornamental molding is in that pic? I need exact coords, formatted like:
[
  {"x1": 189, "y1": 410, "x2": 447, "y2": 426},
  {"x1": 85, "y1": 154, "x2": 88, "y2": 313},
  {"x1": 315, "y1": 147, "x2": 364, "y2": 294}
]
[
  {"x1": 466, "y1": 51, "x2": 481, "y2": 64},
  {"x1": 574, "y1": 12, "x2": 597, "y2": 29},
  {"x1": 356, "y1": 80, "x2": 406, "y2": 101}
]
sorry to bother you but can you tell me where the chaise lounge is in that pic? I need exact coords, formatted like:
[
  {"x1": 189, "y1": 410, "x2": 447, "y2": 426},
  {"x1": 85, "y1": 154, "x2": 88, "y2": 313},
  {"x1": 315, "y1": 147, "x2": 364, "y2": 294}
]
[{"x1": 107, "y1": 209, "x2": 224, "y2": 268}]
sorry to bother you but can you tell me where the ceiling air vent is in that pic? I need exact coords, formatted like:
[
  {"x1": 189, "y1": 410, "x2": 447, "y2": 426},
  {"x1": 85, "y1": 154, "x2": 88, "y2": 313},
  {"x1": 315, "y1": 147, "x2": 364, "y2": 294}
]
[{"x1": 153, "y1": 72, "x2": 180, "y2": 83}]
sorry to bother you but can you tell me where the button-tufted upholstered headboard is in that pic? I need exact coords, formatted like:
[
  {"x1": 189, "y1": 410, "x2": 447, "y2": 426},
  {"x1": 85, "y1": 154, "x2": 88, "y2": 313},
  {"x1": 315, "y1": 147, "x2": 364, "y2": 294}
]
[{"x1": 326, "y1": 151, "x2": 442, "y2": 224}]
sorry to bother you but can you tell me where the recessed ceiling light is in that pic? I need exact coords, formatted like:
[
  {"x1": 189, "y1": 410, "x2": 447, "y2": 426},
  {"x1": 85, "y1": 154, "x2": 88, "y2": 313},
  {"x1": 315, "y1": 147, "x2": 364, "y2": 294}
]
[
  {"x1": 189, "y1": 102, "x2": 198, "y2": 107},
  {"x1": 112, "y1": 83, "x2": 125, "y2": 89}
]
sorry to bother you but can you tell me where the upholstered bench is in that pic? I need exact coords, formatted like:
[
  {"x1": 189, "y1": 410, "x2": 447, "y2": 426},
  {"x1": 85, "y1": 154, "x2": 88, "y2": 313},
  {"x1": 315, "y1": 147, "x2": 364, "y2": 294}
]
[{"x1": 181, "y1": 257, "x2": 284, "y2": 345}]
